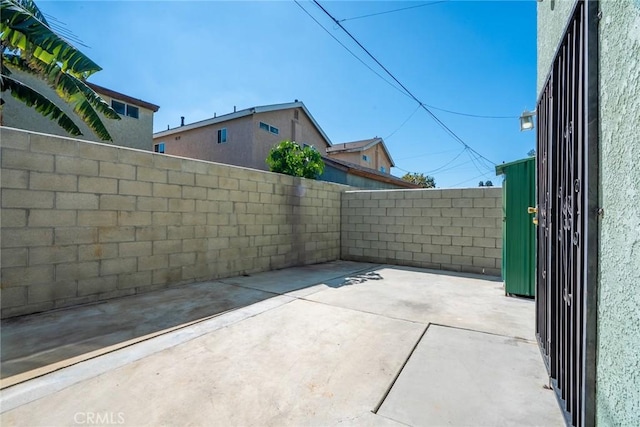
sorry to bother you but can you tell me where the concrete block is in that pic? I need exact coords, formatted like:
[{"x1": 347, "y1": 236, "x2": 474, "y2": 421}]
[
  {"x1": 57, "y1": 156, "x2": 98, "y2": 176},
  {"x1": 442, "y1": 245, "x2": 462, "y2": 256},
  {"x1": 168, "y1": 171, "x2": 195, "y2": 186},
  {"x1": 167, "y1": 225, "x2": 195, "y2": 239},
  {"x1": 432, "y1": 235, "x2": 452, "y2": 245},
  {"x1": 153, "y1": 154, "x2": 183, "y2": 171},
  {"x1": 56, "y1": 192, "x2": 99, "y2": 210},
  {"x1": 117, "y1": 271, "x2": 152, "y2": 289},
  {"x1": 473, "y1": 237, "x2": 496, "y2": 248},
  {"x1": 1, "y1": 209, "x2": 26, "y2": 227},
  {"x1": 425, "y1": 208, "x2": 442, "y2": 218},
  {"x1": 183, "y1": 238, "x2": 207, "y2": 252},
  {"x1": 2, "y1": 189, "x2": 54, "y2": 208},
  {"x1": 432, "y1": 198, "x2": 452, "y2": 208},
  {"x1": 56, "y1": 261, "x2": 99, "y2": 281},
  {"x1": 404, "y1": 242, "x2": 421, "y2": 252},
  {"x1": 119, "y1": 180, "x2": 152, "y2": 197},
  {"x1": 463, "y1": 246, "x2": 484, "y2": 257},
  {"x1": 152, "y1": 183, "x2": 181, "y2": 198},
  {"x1": 0, "y1": 127, "x2": 30, "y2": 149},
  {"x1": 452, "y1": 236, "x2": 473, "y2": 246},
  {"x1": 473, "y1": 197, "x2": 496, "y2": 208},
  {"x1": 451, "y1": 255, "x2": 473, "y2": 266},
  {"x1": 78, "y1": 243, "x2": 118, "y2": 261},
  {"x1": 138, "y1": 254, "x2": 169, "y2": 271},
  {"x1": 1, "y1": 247, "x2": 28, "y2": 267},
  {"x1": 194, "y1": 174, "x2": 218, "y2": 188},
  {"x1": 1, "y1": 286, "x2": 27, "y2": 308},
  {"x1": 30, "y1": 172, "x2": 77, "y2": 192},
  {"x1": 421, "y1": 225, "x2": 441, "y2": 236},
  {"x1": 55, "y1": 227, "x2": 98, "y2": 245},
  {"x1": 169, "y1": 198, "x2": 195, "y2": 212},
  {"x1": 181, "y1": 213, "x2": 206, "y2": 226},
  {"x1": 29, "y1": 245, "x2": 77, "y2": 265},
  {"x1": 412, "y1": 234, "x2": 431, "y2": 244},
  {"x1": 136, "y1": 197, "x2": 167, "y2": 212},
  {"x1": 135, "y1": 226, "x2": 167, "y2": 241},
  {"x1": 432, "y1": 217, "x2": 453, "y2": 227},
  {"x1": 77, "y1": 211, "x2": 117, "y2": 226},
  {"x1": 461, "y1": 207, "x2": 487, "y2": 218},
  {"x1": 118, "y1": 211, "x2": 151, "y2": 226},
  {"x1": 169, "y1": 252, "x2": 196, "y2": 267},
  {"x1": 182, "y1": 160, "x2": 210, "y2": 175},
  {"x1": 452, "y1": 217, "x2": 473, "y2": 227},
  {"x1": 119, "y1": 241, "x2": 152, "y2": 257},
  {"x1": 77, "y1": 276, "x2": 118, "y2": 296},
  {"x1": 183, "y1": 186, "x2": 208, "y2": 200},
  {"x1": 422, "y1": 244, "x2": 442, "y2": 254},
  {"x1": 100, "y1": 195, "x2": 136, "y2": 211},
  {"x1": 99, "y1": 226, "x2": 135, "y2": 243},
  {"x1": 462, "y1": 188, "x2": 484, "y2": 198},
  {"x1": 1, "y1": 169, "x2": 28, "y2": 189},
  {"x1": 152, "y1": 212, "x2": 182, "y2": 226},
  {"x1": 99, "y1": 161, "x2": 135, "y2": 180},
  {"x1": 473, "y1": 217, "x2": 497, "y2": 228},
  {"x1": 153, "y1": 239, "x2": 182, "y2": 255},
  {"x1": 413, "y1": 252, "x2": 432, "y2": 263},
  {"x1": 2, "y1": 149, "x2": 54, "y2": 172},
  {"x1": 462, "y1": 227, "x2": 485, "y2": 237},
  {"x1": 137, "y1": 167, "x2": 167, "y2": 183},
  {"x1": 452, "y1": 198, "x2": 473, "y2": 208},
  {"x1": 28, "y1": 281, "x2": 78, "y2": 303},
  {"x1": 118, "y1": 150, "x2": 153, "y2": 167},
  {"x1": 77, "y1": 143, "x2": 118, "y2": 162},
  {"x1": 396, "y1": 199, "x2": 413, "y2": 208},
  {"x1": 78, "y1": 177, "x2": 118, "y2": 194},
  {"x1": 483, "y1": 208, "x2": 502, "y2": 218},
  {"x1": 484, "y1": 247, "x2": 502, "y2": 259},
  {"x1": 472, "y1": 256, "x2": 496, "y2": 268},
  {"x1": 441, "y1": 208, "x2": 462, "y2": 218},
  {"x1": 442, "y1": 226, "x2": 462, "y2": 236},
  {"x1": 2, "y1": 228, "x2": 53, "y2": 248},
  {"x1": 442, "y1": 189, "x2": 462, "y2": 198},
  {"x1": 101, "y1": 257, "x2": 136, "y2": 275},
  {"x1": 432, "y1": 253, "x2": 452, "y2": 264},
  {"x1": 1, "y1": 265, "x2": 53, "y2": 286}
]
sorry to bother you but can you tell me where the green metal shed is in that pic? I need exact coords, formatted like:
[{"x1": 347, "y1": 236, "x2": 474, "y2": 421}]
[{"x1": 496, "y1": 157, "x2": 536, "y2": 297}]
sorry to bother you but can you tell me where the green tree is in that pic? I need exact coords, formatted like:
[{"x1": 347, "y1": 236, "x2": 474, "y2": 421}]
[
  {"x1": 479, "y1": 181, "x2": 485, "y2": 187},
  {"x1": 1, "y1": 0, "x2": 120, "y2": 140},
  {"x1": 266, "y1": 140, "x2": 325, "y2": 179},
  {"x1": 527, "y1": 149, "x2": 536, "y2": 157},
  {"x1": 485, "y1": 180, "x2": 493, "y2": 187},
  {"x1": 401, "y1": 172, "x2": 435, "y2": 188}
]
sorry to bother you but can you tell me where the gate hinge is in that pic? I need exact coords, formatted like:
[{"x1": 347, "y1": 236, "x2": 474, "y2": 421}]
[{"x1": 597, "y1": 208, "x2": 605, "y2": 218}]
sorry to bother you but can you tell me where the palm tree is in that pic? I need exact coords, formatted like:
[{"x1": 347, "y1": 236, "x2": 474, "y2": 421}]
[{"x1": 0, "y1": 0, "x2": 120, "y2": 141}]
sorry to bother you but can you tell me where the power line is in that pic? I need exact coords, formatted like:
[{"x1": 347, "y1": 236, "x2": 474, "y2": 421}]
[
  {"x1": 384, "y1": 104, "x2": 421, "y2": 140},
  {"x1": 311, "y1": 0, "x2": 497, "y2": 166},
  {"x1": 423, "y1": 103, "x2": 518, "y2": 119},
  {"x1": 338, "y1": 1, "x2": 449, "y2": 22},
  {"x1": 294, "y1": 1, "x2": 410, "y2": 100}
]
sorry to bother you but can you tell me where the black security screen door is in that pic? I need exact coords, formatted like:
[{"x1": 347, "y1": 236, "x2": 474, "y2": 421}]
[{"x1": 535, "y1": 1, "x2": 599, "y2": 426}]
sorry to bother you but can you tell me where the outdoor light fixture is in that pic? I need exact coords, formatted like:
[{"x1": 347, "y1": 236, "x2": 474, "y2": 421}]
[{"x1": 519, "y1": 110, "x2": 536, "y2": 131}]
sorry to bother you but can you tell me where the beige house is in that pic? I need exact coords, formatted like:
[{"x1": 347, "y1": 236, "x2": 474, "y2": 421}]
[
  {"x1": 1, "y1": 70, "x2": 159, "y2": 151},
  {"x1": 152, "y1": 101, "x2": 332, "y2": 171},
  {"x1": 326, "y1": 137, "x2": 395, "y2": 174}
]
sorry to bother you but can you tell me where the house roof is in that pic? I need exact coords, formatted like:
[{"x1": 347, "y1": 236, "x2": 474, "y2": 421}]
[
  {"x1": 86, "y1": 82, "x2": 160, "y2": 112},
  {"x1": 326, "y1": 137, "x2": 396, "y2": 167},
  {"x1": 323, "y1": 156, "x2": 419, "y2": 189},
  {"x1": 153, "y1": 101, "x2": 332, "y2": 146}
]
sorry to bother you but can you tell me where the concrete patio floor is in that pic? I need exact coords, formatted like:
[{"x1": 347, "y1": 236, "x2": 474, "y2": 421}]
[{"x1": 0, "y1": 261, "x2": 563, "y2": 426}]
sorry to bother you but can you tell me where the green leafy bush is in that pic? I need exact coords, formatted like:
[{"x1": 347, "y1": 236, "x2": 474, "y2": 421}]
[{"x1": 266, "y1": 140, "x2": 324, "y2": 179}]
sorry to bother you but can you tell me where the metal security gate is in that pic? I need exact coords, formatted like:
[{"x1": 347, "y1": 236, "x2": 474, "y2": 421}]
[{"x1": 535, "y1": 1, "x2": 599, "y2": 426}]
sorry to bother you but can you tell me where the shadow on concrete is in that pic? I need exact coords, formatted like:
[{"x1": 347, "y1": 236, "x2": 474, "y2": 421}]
[{"x1": 0, "y1": 261, "x2": 378, "y2": 382}]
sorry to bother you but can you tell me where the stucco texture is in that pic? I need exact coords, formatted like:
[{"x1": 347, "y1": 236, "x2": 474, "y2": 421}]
[
  {"x1": 537, "y1": 0, "x2": 577, "y2": 94},
  {"x1": 596, "y1": 0, "x2": 640, "y2": 425}
]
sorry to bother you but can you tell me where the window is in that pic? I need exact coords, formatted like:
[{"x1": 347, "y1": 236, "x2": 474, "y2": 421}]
[
  {"x1": 259, "y1": 121, "x2": 279, "y2": 135},
  {"x1": 217, "y1": 128, "x2": 227, "y2": 144},
  {"x1": 154, "y1": 143, "x2": 165, "y2": 153},
  {"x1": 126, "y1": 105, "x2": 139, "y2": 119},
  {"x1": 294, "y1": 110, "x2": 299, "y2": 120},
  {"x1": 111, "y1": 99, "x2": 139, "y2": 119},
  {"x1": 111, "y1": 100, "x2": 125, "y2": 115},
  {"x1": 362, "y1": 155, "x2": 369, "y2": 162},
  {"x1": 380, "y1": 166, "x2": 386, "y2": 173}
]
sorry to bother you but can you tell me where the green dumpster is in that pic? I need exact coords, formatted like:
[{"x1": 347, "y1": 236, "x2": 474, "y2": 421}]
[{"x1": 495, "y1": 157, "x2": 536, "y2": 297}]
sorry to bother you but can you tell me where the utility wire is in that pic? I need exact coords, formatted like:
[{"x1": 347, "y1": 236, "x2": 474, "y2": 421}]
[
  {"x1": 338, "y1": 1, "x2": 449, "y2": 22},
  {"x1": 424, "y1": 103, "x2": 518, "y2": 119},
  {"x1": 311, "y1": 0, "x2": 497, "y2": 167},
  {"x1": 384, "y1": 104, "x2": 421, "y2": 140},
  {"x1": 294, "y1": 1, "x2": 410, "y2": 100}
]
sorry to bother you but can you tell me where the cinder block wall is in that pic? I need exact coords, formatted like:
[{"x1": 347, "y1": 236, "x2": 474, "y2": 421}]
[
  {"x1": 341, "y1": 188, "x2": 502, "y2": 276},
  {"x1": 0, "y1": 128, "x2": 343, "y2": 318}
]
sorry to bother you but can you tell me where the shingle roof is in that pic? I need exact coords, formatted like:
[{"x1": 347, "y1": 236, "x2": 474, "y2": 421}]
[
  {"x1": 326, "y1": 137, "x2": 396, "y2": 167},
  {"x1": 323, "y1": 156, "x2": 418, "y2": 189}
]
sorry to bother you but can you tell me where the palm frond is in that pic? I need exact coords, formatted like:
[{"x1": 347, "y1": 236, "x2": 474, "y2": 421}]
[
  {"x1": 0, "y1": 0, "x2": 101, "y2": 77},
  {"x1": 1, "y1": 73, "x2": 82, "y2": 135}
]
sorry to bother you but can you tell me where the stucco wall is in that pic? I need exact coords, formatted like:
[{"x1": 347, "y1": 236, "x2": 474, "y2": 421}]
[
  {"x1": 153, "y1": 107, "x2": 330, "y2": 172},
  {"x1": 1, "y1": 70, "x2": 156, "y2": 151},
  {"x1": 596, "y1": 0, "x2": 640, "y2": 424},
  {"x1": 341, "y1": 188, "x2": 502, "y2": 276},
  {"x1": 0, "y1": 127, "x2": 343, "y2": 319},
  {"x1": 328, "y1": 144, "x2": 392, "y2": 173},
  {"x1": 537, "y1": 0, "x2": 577, "y2": 94}
]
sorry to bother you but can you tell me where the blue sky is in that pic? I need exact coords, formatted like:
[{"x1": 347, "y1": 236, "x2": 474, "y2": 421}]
[{"x1": 39, "y1": 0, "x2": 537, "y2": 188}]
